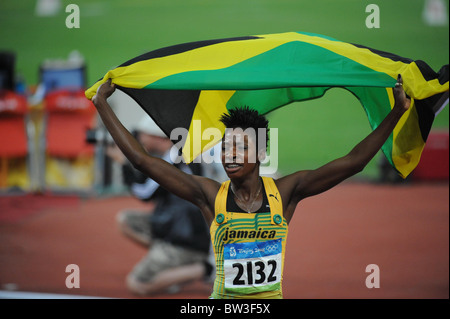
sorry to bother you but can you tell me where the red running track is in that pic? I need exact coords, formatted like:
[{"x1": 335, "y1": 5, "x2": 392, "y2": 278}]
[{"x1": 0, "y1": 182, "x2": 448, "y2": 299}]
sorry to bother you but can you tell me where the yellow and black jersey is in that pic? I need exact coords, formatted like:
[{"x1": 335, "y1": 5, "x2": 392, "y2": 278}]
[{"x1": 210, "y1": 177, "x2": 288, "y2": 299}]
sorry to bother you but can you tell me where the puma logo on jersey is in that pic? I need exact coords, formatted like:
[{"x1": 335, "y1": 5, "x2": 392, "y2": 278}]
[{"x1": 269, "y1": 193, "x2": 279, "y2": 202}]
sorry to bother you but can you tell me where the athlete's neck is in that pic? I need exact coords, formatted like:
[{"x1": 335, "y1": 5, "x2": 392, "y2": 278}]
[{"x1": 230, "y1": 174, "x2": 261, "y2": 201}]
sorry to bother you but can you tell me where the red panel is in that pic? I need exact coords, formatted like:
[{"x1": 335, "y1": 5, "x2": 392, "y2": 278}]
[
  {"x1": 45, "y1": 89, "x2": 95, "y2": 114},
  {"x1": 0, "y1": 91, "x2": 28, "y2": 115},
  {"x1": 44, "y1": 89, "x2": 96, "y2": 157},
  {"x1": 46, "y1": 113, "x2": 94, "y2": 157},
  {"x1": 0, "y1": 92, "x2": 28, "y2": 157},
  {"x1": 413, "y1": 131, "x2": 449, "y2": 180},
  {"x1": 0, "y1": 116, "x2": 27, "y2": 157}
]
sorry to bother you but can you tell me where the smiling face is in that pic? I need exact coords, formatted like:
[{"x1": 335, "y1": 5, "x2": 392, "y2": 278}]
[
  {"x1": 218, "y1": 107, "x2": 269, "y2": 180},
  {"x1": 221, "y1": 128, "x2": 263, "y2": 179}
]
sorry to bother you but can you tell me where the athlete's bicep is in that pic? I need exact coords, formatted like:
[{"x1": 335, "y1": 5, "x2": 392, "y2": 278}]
[
  {"x1": 280, "y1": 155, "x2": 359, "y2": 206},
  {"x1": 275, "y1": 172, "x2": 308, "y2": 223},
  {"x1": 191, "y1": 175, "x2": 221, "y2": 225}
]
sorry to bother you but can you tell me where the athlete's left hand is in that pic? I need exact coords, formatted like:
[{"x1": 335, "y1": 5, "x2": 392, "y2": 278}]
[{"x1": 393, "y1": 74, "x2": 411, "y2": 112}]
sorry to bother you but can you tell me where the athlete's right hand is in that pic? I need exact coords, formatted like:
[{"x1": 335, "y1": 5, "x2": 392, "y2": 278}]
[{"x1": 92, "y1": 79, "x2": 116, "y2": 105}]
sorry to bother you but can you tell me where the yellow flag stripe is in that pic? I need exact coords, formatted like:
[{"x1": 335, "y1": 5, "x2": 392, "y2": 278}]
[
  {"x1": 183, "y1": 90, "x2": 235, "y2": 163},
  {"x1": 261, "y1": 32, "x2": 449, "y2": 99},
  {"x1": 86, "y1": 35, "x2": 296, "y2": 100}
]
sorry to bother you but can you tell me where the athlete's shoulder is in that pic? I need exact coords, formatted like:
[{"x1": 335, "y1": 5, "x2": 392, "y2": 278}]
[{"x1": 274, "y1": 171, "x2": 308, "y2": 192}]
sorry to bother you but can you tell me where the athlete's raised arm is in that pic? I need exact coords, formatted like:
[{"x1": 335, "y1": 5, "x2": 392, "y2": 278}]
[
  {"x1": 92, "y1": 80, "x2": 219, "y2": 225},
  {"x1": 278, "y1": 75, "x2": 411, "y2": 223}
]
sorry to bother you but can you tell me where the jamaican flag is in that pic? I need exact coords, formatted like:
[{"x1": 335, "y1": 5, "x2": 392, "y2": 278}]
[{"x1": 85, "y1": 31, "x2": 449, "y2": 178}]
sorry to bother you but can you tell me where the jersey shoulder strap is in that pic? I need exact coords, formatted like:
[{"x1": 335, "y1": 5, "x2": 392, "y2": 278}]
[
  {"x1": 261, "y1": 176, "x2": 284, "y2": 226},
  {"x1": 214, "y1": 180, "x2": 230, "y2": 225}
]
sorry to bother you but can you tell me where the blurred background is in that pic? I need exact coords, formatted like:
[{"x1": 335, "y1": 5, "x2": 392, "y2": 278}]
[
  {"x1": 0, "y1": 0, "x2": 449, "y2": 192},
  {"x1": 0, "y1": 0, "x2": 448, "y2": 300}
]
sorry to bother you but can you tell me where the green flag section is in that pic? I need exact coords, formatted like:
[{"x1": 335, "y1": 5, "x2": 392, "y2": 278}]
[{"x1": 85, "y1": 31, "x2": 449, "y2": 178}]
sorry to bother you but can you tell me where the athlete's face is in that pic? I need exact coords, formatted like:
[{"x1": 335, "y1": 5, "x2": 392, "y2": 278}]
[{"x1": 221, "y1": 129, "x2": 260, "y2": 179}]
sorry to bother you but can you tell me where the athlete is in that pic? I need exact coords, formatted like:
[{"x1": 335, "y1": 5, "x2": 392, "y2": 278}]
[{"x1": 92, "y1": 75, "x2": 410, "y2": 298}]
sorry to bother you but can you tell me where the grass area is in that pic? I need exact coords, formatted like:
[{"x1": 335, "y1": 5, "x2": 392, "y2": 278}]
[{"x1": 1, "y1": 0, "x2": 448, "y2": 179}]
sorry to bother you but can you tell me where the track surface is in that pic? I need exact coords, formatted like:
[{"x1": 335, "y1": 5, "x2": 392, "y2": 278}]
[{"x1": 0, "y1": 182, "x2": 448, "y2": 299}]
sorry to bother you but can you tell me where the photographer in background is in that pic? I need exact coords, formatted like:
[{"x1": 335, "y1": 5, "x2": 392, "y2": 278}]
[{"x1": 106, "y1": 116, "x2": 214, "y2": 295}]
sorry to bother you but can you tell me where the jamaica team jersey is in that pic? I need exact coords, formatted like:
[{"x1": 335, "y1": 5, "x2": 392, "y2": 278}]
[{"x1": 210, "y1": 177, "x2": 288, "y2": 299}]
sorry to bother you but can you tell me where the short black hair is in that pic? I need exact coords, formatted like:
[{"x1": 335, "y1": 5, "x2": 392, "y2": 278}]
[{"x1": 219, "y1": 106, "x2": 269, "y2": 149}]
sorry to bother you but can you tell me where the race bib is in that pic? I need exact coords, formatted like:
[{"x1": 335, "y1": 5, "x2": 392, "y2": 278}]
[{"x1": 223, "y1": 238, "x2": 282, "y2": 294}]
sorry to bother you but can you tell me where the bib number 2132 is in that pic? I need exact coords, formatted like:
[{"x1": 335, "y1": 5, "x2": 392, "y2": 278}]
[
  {"x1": 224, "y1": 238, "x2": 282, "y2": 291},
  {"x1": 232, "y1": 259, "x2": 278, "y2": 285}
]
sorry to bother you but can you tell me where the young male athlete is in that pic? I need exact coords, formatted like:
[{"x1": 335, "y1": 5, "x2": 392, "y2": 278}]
[{"x1": 92, "y1": 75, "x2": 410, "y2": 299}]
